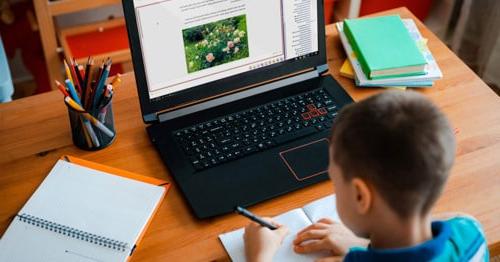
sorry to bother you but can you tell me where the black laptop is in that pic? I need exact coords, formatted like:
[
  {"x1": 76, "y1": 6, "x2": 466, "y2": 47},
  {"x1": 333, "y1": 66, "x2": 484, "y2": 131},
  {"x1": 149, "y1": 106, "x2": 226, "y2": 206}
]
[{"x1": 123, "y1": 0, "x2": 353, "y2": 218}]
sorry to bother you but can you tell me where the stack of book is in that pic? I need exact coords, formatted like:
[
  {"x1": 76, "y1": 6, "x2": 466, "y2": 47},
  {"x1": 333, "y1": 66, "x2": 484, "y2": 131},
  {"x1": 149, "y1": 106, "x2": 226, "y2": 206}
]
[{"x1": 336, "y1": 15, "x2": 442, "y2": 89}]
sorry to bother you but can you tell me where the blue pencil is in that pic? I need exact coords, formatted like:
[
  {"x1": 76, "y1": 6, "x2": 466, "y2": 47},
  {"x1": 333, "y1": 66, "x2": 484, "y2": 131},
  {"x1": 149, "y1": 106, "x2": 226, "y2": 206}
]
[
  {"x1": 65, "y1": 79, "x2": 81, "y2": 105},
  {"x1": 65, "y1": 79, "x2": 100, "y2": 147},
  {"x1": 92, "y1": 61, "x2": 111, "y2": 113}
]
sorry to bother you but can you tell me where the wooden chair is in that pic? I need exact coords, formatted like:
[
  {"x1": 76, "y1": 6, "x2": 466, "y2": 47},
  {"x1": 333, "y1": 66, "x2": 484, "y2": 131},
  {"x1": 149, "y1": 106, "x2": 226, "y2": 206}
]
[{"x1": 33, "y1": 0, "x2": 130, "y2": 87}]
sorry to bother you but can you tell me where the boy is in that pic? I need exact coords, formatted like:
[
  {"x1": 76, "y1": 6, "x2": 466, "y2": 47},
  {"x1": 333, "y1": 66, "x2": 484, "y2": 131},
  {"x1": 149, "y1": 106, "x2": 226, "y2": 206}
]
[{"x1": 244, "y1": 91, "x2": 488, "y2": 261}]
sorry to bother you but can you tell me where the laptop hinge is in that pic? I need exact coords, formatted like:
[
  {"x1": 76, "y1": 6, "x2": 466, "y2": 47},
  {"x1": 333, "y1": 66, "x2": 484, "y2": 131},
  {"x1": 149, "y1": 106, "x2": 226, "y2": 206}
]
[
  {"x1": 316, "y1": 64, "x2": 329, "y2": 74},
  {"x1": 156, "y1": 69, "x2": 320, "y2": 123},
  {"x1": 144, "y1": 113, "x2": 158, "y2": 123}
]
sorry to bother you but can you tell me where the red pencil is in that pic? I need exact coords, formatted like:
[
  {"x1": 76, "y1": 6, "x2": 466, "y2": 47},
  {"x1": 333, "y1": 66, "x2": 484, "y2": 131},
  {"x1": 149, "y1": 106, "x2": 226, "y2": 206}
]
[
  {"x1": 67, "y1": 59, "x2": 82, "y2": 95},
  {"x1": 55, "y1": 80, "x2": 69, "y2": 97}
]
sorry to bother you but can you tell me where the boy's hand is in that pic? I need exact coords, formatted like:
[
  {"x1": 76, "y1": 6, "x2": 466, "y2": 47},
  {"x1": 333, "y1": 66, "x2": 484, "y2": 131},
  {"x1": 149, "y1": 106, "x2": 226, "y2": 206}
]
[
  {"x1": 293, "y1": 218, "x2": 369, "y2": 256},
  {"x1": 244, "y1": 218, "x2": 289, "y2": 262}
]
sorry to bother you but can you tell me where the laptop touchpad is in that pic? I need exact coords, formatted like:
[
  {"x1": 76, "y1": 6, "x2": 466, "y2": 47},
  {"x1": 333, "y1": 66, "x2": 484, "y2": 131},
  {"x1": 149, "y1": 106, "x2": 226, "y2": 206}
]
[{"x1": 279, "y1": 139, "x2": 329, "y2": 181}]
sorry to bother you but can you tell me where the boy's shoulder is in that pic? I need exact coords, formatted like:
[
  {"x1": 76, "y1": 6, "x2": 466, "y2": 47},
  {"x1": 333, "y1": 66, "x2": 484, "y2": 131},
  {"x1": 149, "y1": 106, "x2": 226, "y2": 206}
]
[
  {"x1": 344, "y1": 216, "x2": 488, "y2": 262},
  {"x1": 437, "y1": 216, "x2": 488, "y2": 261}
]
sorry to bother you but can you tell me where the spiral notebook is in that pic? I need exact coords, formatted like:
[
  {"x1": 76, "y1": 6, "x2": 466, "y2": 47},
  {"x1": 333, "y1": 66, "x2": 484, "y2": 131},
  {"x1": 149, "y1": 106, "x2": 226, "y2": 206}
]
[
  {"x1": 219, "y1": 195, "x2": 340, "y2": 262},
  {"x1": 0, "y1": 156, "x2": 169, "y2": 262}
]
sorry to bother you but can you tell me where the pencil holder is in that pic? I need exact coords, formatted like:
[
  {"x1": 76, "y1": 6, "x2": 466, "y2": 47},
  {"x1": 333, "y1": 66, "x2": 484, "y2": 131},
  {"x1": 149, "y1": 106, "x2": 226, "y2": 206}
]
[{"x1": 66, "y1": 101, "x2": 116, "y2": 151}]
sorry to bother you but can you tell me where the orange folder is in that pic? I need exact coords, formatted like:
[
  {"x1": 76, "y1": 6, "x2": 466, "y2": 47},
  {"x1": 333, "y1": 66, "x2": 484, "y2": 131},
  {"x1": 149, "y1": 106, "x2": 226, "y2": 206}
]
[{"x1": 61, "y1": 155, "x2": 170, "y2": 258}]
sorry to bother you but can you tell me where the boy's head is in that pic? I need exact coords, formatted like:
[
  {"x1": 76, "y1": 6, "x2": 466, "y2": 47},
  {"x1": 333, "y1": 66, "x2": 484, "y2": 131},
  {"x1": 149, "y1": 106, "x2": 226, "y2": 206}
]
[{"x1": 328, "y1": 91, "x2": 455, "y2": 236}]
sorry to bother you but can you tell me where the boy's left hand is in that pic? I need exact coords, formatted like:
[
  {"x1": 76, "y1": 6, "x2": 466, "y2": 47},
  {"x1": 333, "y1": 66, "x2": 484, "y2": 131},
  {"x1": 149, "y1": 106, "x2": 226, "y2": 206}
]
[
  {"x1": 293, "y1": 218, "x2": 368, "y2": 256},
  {"x1": 244, "y1": 218, "x2": 289, "y2": 262}
]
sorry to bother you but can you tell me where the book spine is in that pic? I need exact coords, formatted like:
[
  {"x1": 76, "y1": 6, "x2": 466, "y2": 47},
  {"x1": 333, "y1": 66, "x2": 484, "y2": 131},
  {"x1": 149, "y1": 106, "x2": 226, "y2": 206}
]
[
  {"x1": 343, "y1": 22, "x2": 372, "y2": 80},
  {"x1": 17, "y1": 213, "x2": 129, "y2": 252},
  {"x1": 370, "y1": 70, "x2": 427, "y2": 80}
]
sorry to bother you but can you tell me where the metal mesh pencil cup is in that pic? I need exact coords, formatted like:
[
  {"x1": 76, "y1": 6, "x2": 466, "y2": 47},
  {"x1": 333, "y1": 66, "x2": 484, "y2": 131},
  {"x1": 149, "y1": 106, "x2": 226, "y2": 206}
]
[{"x1": 66, "y1": 101, "x2": 116, "y2": 151}]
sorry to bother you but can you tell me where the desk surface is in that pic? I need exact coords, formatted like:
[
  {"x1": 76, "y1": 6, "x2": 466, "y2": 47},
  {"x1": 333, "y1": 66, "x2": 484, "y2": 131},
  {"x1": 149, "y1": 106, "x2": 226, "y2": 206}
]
[{"x1": 1, "y1": 8, "x2": 500, "y2": 260}]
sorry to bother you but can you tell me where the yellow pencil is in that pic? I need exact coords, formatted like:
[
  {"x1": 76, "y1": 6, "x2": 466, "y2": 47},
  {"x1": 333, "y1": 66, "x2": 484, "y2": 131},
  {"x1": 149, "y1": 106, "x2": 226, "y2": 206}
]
[
  {"x1": 110, "y1": 73, "x2": 122, "y2": 89},
  {"x1": 64, "y1": 59, "x2": 74, "y2": 86}
]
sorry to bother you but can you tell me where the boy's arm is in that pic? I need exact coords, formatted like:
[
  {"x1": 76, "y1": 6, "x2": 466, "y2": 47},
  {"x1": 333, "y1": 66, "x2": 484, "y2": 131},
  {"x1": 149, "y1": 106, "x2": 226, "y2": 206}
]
[{"x1": 244, "y1": 218, "x2": 289, "y2": 262}]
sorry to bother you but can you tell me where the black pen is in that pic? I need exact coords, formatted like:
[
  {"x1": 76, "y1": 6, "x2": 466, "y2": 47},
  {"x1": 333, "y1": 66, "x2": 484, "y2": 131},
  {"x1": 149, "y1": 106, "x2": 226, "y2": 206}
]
[{"x1": 235, "y1": 206, "x2": 278, "y2": 230}]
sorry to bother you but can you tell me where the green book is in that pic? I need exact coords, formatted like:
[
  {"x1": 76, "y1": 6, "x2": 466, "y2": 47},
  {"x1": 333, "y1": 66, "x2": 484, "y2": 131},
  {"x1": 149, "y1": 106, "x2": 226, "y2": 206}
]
[{"x1": 343, "y1": 15, "x2": 427, "y2": 80}]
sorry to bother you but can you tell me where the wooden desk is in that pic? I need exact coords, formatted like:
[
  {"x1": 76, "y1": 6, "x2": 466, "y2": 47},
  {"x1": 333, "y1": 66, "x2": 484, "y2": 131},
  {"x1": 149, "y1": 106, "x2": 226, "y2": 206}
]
[{"x1": 1, "y1": 8, "x2": 499, "y2": 260}]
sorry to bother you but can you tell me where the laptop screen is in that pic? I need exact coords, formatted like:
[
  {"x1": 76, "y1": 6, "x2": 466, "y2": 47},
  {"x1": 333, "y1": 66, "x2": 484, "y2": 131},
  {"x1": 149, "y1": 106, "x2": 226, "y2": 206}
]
[{"x1": 131, "y1": 0, "x2": 320, "y2": 100}]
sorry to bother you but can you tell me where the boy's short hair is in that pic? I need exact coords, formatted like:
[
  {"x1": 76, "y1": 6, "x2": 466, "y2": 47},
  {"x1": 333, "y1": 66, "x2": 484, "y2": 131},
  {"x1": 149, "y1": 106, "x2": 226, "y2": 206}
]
[{"x1": 331, "y1": 91, "x2": 456, "y2": 217}]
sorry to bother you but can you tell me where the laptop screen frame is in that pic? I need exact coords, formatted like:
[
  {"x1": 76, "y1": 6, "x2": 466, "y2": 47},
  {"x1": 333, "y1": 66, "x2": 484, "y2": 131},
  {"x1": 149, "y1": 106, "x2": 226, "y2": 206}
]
[{"x1": 122, "y1": 0, "x2": 327, "y2": 122}]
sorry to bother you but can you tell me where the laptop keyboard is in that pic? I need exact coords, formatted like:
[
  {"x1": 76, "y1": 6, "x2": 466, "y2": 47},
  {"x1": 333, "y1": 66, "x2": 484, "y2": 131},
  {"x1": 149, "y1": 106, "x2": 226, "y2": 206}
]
[{"x1": 173, "y1": 88, "x2": 339, "y2": 171}]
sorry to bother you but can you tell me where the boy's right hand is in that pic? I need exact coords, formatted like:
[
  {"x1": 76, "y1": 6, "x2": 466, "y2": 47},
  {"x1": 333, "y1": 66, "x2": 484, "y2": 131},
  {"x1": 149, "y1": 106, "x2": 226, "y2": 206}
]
[
  {"x1": 293, "y1": 218, "x2": 369, "y2": 256},
  {"x1": 244, "y1": 218, "x2": 289, "y2": 262}
]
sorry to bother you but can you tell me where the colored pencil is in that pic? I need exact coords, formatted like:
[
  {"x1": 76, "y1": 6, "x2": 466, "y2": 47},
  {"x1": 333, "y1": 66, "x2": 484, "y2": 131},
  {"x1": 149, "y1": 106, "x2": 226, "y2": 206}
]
[
  {"x1": 54, "y1": 80, "x2": 69, "y2": 97},
  {"x1": 65, "y1": 79, "x2": 81, "y2": 105},
  {"x1": 110, "y1": 73, "x2": 122, "y2": 89},
  {"x1": 83, "y1": 58, "x2": 95, "y2": 109},
  {"x1": 73, "y1": 58, "x2": 84, "y2": 90},
  {"x1": 82, "y1": 57, "x2": 91, "y2": 107},
  {"x1": 92, "y1": 59, "x2": 111, "y2": 112},
  {"x1": 98, "y1": 85, "x2": 113, "y2": 122},
  {"x1": 79, "y1": 117, "x2": 94, "y2": 148},
  {"x1": 65, "y1": 97, "x2": 115, "y2": 138},
  {"x1": 68, "y1": 59, "x2": 81, "y2": 94},
  {"x1": 63, "y1": 59, "x2": 74, "y2": 86}
]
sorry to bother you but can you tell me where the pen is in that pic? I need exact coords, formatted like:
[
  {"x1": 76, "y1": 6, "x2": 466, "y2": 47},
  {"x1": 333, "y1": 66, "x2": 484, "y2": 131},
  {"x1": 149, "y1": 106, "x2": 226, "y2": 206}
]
[{"x1": 235, "y1": 206, "x2": 278, "y2": 230}]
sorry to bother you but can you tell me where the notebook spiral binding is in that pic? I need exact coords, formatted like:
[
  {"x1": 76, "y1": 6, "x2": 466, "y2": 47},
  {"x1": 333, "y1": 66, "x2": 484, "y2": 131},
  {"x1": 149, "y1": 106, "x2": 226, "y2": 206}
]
[{"x1": 18, "y1": 213, "x2": 129, "y2": 252}]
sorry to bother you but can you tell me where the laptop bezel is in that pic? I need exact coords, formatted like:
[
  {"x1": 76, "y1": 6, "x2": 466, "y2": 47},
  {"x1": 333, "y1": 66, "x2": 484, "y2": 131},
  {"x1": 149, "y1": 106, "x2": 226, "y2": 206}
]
[{"x1": 122, "y1": 0, "x2": 327, "y2": 123}]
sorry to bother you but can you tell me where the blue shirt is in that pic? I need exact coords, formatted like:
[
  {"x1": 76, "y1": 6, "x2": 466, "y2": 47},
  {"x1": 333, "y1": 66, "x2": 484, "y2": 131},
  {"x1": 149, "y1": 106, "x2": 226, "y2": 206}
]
[{"x1": 344, "y1": 216, "x2": 488, "y2": 262}]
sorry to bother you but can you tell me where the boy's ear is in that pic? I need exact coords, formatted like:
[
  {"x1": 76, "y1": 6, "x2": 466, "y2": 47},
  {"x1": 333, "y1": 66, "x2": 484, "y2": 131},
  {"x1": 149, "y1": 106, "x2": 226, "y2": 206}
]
[{"x1": 351, "y1": 178, "x2": 372, "y2": 215}]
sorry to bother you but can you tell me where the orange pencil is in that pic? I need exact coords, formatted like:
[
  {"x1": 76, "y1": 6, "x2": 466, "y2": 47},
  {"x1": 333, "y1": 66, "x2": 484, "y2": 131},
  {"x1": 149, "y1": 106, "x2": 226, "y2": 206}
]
[{"x1": 55, "y1": 80, "x2": 69, "y2": 97}]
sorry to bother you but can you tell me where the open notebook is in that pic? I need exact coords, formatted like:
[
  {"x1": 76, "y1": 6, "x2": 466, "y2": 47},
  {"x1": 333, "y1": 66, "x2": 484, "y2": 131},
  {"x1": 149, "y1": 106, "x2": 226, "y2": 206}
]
[
  {"x1": 0, "y1": 156, "x2": 169, "y2": 262},
  {"x1": 219, "y1": 195, "x2": 340, "y2": 262}
]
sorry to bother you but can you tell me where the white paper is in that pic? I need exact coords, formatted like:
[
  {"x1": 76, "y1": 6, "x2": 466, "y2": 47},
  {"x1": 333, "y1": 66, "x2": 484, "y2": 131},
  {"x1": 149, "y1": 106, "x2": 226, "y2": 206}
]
[
  {"x1": 302, "y1": 195, "x2": 341, "y2": 223},
  {"x1": 220, "y1": 208, "x2": 328, "y2": 262},
  {"x1": 220, "y1": 195, "x2": 341, "y2": 262},
  {"x1": 0, "y1": 218, "x2": 127, "y2": 262},
  {"x1": 0, "y1": 160, "x2": 165, "y2": 262}
]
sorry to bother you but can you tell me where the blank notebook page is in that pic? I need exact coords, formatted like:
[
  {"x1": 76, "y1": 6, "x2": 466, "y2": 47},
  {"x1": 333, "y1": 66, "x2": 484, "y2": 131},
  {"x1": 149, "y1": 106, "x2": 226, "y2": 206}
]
[
  {"x1": 219, "y1": 209, "x2": 329, "y2": 262},
  {"x1": 302, "y1": 195, "x2": 341, "y2": 223},
  {"x1": 19, "y1": 160, "x2": 165, "y2": 245}
]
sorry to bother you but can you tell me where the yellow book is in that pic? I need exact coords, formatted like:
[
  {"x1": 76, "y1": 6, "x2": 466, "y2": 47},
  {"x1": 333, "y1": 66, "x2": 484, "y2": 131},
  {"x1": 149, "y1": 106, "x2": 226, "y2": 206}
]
[
  {"x1": 340, "y1": 59, "x2": 355, "y2": 79},
  {"x1": 341, "y1": 59, "x2": 407, "y2": 90}
]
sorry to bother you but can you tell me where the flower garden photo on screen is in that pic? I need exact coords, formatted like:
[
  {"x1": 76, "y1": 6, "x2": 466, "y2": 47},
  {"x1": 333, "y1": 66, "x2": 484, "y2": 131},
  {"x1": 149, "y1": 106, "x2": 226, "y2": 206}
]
[{"x1": 183, "y1": 15, "x2": 249, "y2": 73}]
